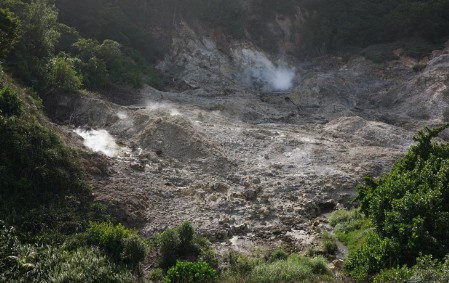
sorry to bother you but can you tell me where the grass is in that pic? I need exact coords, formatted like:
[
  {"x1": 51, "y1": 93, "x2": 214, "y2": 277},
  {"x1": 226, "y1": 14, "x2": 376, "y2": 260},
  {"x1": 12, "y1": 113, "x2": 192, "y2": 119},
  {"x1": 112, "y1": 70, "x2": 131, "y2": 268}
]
[
  {"x1": 328, "y1": 209, "x2": 372, "y2": 252},
  {"x1": 221, "y1": 253, "x2": 334, "y2": 283}
]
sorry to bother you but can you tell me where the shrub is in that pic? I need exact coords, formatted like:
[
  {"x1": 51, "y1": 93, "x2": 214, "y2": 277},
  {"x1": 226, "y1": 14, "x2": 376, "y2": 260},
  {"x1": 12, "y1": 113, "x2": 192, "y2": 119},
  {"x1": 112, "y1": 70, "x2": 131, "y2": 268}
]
[
  {"x1": 373, "y1": 255, "x2": 449, "y2": 283},
  {"x1": 269, "y1": 249, "x2": 288, "y2": 262},
  {"x1": 0, "y1": 8, "x2": 22, "y2": 59},
  {"x1": 0, "y1": 82, "x2": 92, "y2": 233},
  {"x1": 177, "y1": 221, "x2": 194, "y2": 247},
  {"x1": 86, "y1": 222, "x2": 132, "y2": 261},
  {"x1": 227, "y1": 251, "x2": 254, "y2": 275},
  {"x1": 199, "y1": 249, "x2": 219, "y2": 269},
  {"x1": 159, "y1": 228, "x2": 181, "y2": 269},
  {"x1": 328, "y1": 208, "x2": 372, "y2": 254},
  {"x1": 157, "y1": 222, "x2": 208, "y2": 269},
  {"x1": 0, "y1": 86, "x2": 22, "y2": 117},
  {"x1": 48, "y1": 56, "x2": 82, "y2": 91},
  {"x1": 165, "y1": 260, "x2": 217, "y2": 283},
  {"x1": 147, "y1": 268, "x2": 165, "y2": 282},
  {"x1": 0, "y1": 222, "x2": 134, "y2": 282},
  {"x1": 43, "y1": 246, "x2": 133, "y2": 283},
  {"x1": 352, "y1": 124, "x2": 449, "y2": 277},
  {"x1": 121, "y1": 235, "x2": 146, "y2": 270},
  {"x1": 332, "y1": 125, "x2": 449, "y2": 280}
]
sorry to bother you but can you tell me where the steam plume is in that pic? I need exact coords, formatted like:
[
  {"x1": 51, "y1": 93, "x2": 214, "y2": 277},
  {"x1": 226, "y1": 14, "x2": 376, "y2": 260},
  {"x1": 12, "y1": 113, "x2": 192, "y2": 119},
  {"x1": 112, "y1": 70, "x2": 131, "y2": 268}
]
[
  {"x1": 74, "y1": 129, "x2": 120, "y2": 157},
  {"x1": 235, "y1": 49, "x2": 295, "y2": 92}
]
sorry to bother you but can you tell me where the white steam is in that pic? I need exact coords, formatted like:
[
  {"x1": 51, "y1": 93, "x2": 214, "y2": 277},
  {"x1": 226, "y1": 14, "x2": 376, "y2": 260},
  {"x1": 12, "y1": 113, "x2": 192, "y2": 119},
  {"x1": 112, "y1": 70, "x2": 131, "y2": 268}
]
[
  {"x1": 74, "y1": 128, "x2": 121, "y2": 157},
  {"x1": 145, "y1": 101, "x2": 181, "y2": 116},
  {"x1": 117, "y1": 111, "x2": 128, "y2": 120},
  {"x1": 235, "y1": 49, "x2": 295, "y2": 92}
]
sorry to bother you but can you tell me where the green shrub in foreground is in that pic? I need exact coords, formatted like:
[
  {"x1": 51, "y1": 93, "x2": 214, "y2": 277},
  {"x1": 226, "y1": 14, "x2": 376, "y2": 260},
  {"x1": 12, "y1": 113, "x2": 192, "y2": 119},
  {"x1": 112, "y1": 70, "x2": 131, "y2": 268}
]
[
  {"x1": 0, "y1": 223, "x2": 133, "y2": 283},
  {"x1": 349, "y1": 124, "x2": 449, "y2": 280},
  {"x1": 85, "y1": 222, "x2": 147, "y2": 274},
  {"x1": 43, "y1": 246, "x2": 133, "y2": 283},
  {"x1": 165, "y1": 260, "x2": 217, "y2": 283},
  {"x1": 158, "y1": 221, "x2": 209, "y2": 269},
  {"x1": 122, "y1": 235, "x2": 146, "y2": 270},
  {"x1": 373, "y1": 255, "x2": 449, "y2": 283},
  {"x1": 159, "y1": 228, "x2": 181, "y2": 269}
]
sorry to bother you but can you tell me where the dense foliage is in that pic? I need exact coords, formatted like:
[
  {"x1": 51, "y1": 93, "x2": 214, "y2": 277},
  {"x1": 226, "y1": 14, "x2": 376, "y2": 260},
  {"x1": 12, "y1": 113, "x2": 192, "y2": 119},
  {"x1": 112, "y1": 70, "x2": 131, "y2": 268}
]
[
  {"x1": 0, "y1": 83, "x2": 94, "y2": 234},
  {"x1": 165, "y1": 260, "x2": 217, "y2": 283},
  {"x1": 86, "y1": 222, "x2": 146, "y2": 269},
  {"x1": 335, "y1": 124, "x2": 449, "y2": 281},
  {"x1": 0, "y1": 0, "x2": 159, "y2": 92},
  {"x1": 0, "y1": 8, "x2": 22, "y2": 60},
  {"x1": 0, "y1": 222, "x2": 135, "y2": 283},
  {"x1": 156, "y1": 221, "x2": 215, "y2": 269},
  {"x1": 0, "y1": 74, "x2": 147, "y2": 281}
]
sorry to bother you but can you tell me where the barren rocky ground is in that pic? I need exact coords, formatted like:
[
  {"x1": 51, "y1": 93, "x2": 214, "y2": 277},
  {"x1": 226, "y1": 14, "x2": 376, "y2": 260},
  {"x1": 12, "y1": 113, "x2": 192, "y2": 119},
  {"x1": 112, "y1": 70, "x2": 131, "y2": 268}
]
[{"x1": 51, "y1": 29, "x2": 449, "y2": 254}]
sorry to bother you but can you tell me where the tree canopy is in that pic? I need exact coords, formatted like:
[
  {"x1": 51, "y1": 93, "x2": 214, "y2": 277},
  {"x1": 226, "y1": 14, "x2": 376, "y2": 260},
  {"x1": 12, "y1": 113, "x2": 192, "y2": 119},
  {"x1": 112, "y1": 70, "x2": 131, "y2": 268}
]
[{"x1": 348, "y1": 124, "x2": 449, "y2": 280}]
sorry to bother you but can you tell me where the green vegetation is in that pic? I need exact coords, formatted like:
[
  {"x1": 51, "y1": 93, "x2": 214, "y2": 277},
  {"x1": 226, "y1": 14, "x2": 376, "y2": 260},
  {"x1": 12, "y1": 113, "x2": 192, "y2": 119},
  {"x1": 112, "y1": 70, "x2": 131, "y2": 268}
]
[
  {"x1": 220, "y1": 252, "x2": 333, "y2": 283},
  {"x1": 0, "y1": 223, "x2": 134, "y2": 282},
  {"x1": 0, "y1": 83, "x2": 93, "y2": 234},
  {"x1": 0, "y1": 75, "x2": 146, "y2": 281},
  {"x1": 48, "y1": 56, "x2": 82, "y2": 92},
  {"x1": 373, "y1": 255, "x2": 449, "y2": 283},
  {"x1": 329, "y1": 209, "x2": 372, "y2": 252},
  {"x1": 330, "y1": 124, "x2": 449, "y2": 281},
  {"x1": 156, "y1": 221, "x2": 214, "y2": 269},
  {"x1": 165, "y1": 260, "x2": 217, "y2": 283},
  {"x1": 86, "y1": 222, "x2": 146, "y2": 266},
  {"x1": 1, "y1": 0, "x2": 160, "y2": 93},
  {"x1": 0, "y1": 7, "x2": 22, "y2": 60}
]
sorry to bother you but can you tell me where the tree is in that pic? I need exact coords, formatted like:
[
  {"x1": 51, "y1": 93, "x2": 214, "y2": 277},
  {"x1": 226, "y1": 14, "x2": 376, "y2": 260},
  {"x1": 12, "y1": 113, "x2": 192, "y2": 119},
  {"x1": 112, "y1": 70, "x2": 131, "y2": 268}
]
[
  {"x1": 0, "y1": 8, "x2": 22, "y2": 60},
  {"x1": 348, "y1": 123, "x2": 449, "y2": 279},
  {"x1": 5, "y1": 0, "x2": 60, "y2": 89},
  {"x1": 48, "y1": 56, "x2": 82, "y2": 91}
]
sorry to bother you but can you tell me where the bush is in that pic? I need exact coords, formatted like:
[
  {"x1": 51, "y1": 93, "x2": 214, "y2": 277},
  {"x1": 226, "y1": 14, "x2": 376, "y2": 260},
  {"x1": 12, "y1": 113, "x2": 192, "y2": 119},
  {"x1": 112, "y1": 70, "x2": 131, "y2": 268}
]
[
  {"x1": 121, "y1": 235, "x2": 146, "y2": 270},
  {"x1": 43, "y1": 246, "x2": 133, "y2": 283},
  {"x1": 0, "y1": 86, "x2": 22, "y2": 117},
  {"x1": 86, "y1": 222, "x2": 133, "y2": 261},
  {"x1": 0, "y1": 82, "x2": 92, "y2": 234},
  {"x1": 147, "y1": 268, "x2": 165, "y2": 282},
  {"x1": 157, "y1": 222, "x2": 208, "y2": 269},
  {"x1": 227, "y1": 251, "x2": 254, "y2": 275},
  {"x1": 158, "y1": 228, "x2": 181, "y2": 269},
  {"x1": 342, "y1": 124, "x2": 449, "y2": 280},
  {"x1": 177, "y1": 221, "x2": 194, "y2": 248},
  {"x1": 199, "y1": 249, "x2": 219, "y2": 269},
  {"x1": 48, "y1": 56, "x2": 82, "y2": 91},
  {"x1": 0, "y1": 222, "x2": 134, "y2": 282},
  {"x1": 0, "y1": 8, "x2": 22, "y2": 59},
  {"x1": 344, "y1": 231, "x2": 390, "y2": 282},
  {"x1": 373, "y1": 255, "x2": 449, "y2": 283},
  {"x1": 320, "y1": 232, "x2": 338, "y2": 255},
  {"x1": 165, "y1": 260, "x2": 217, "y2": 283},
  {"x1": 269, "y1": 249, "x2": 288, "y2": 262}
]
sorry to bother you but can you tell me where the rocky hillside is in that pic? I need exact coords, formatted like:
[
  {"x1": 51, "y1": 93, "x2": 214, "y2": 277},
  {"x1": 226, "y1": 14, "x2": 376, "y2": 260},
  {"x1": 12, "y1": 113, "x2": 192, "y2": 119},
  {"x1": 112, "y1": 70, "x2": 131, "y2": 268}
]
[{"x1": 44, "y1": 17, "x2": 449, "y2": 253}]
